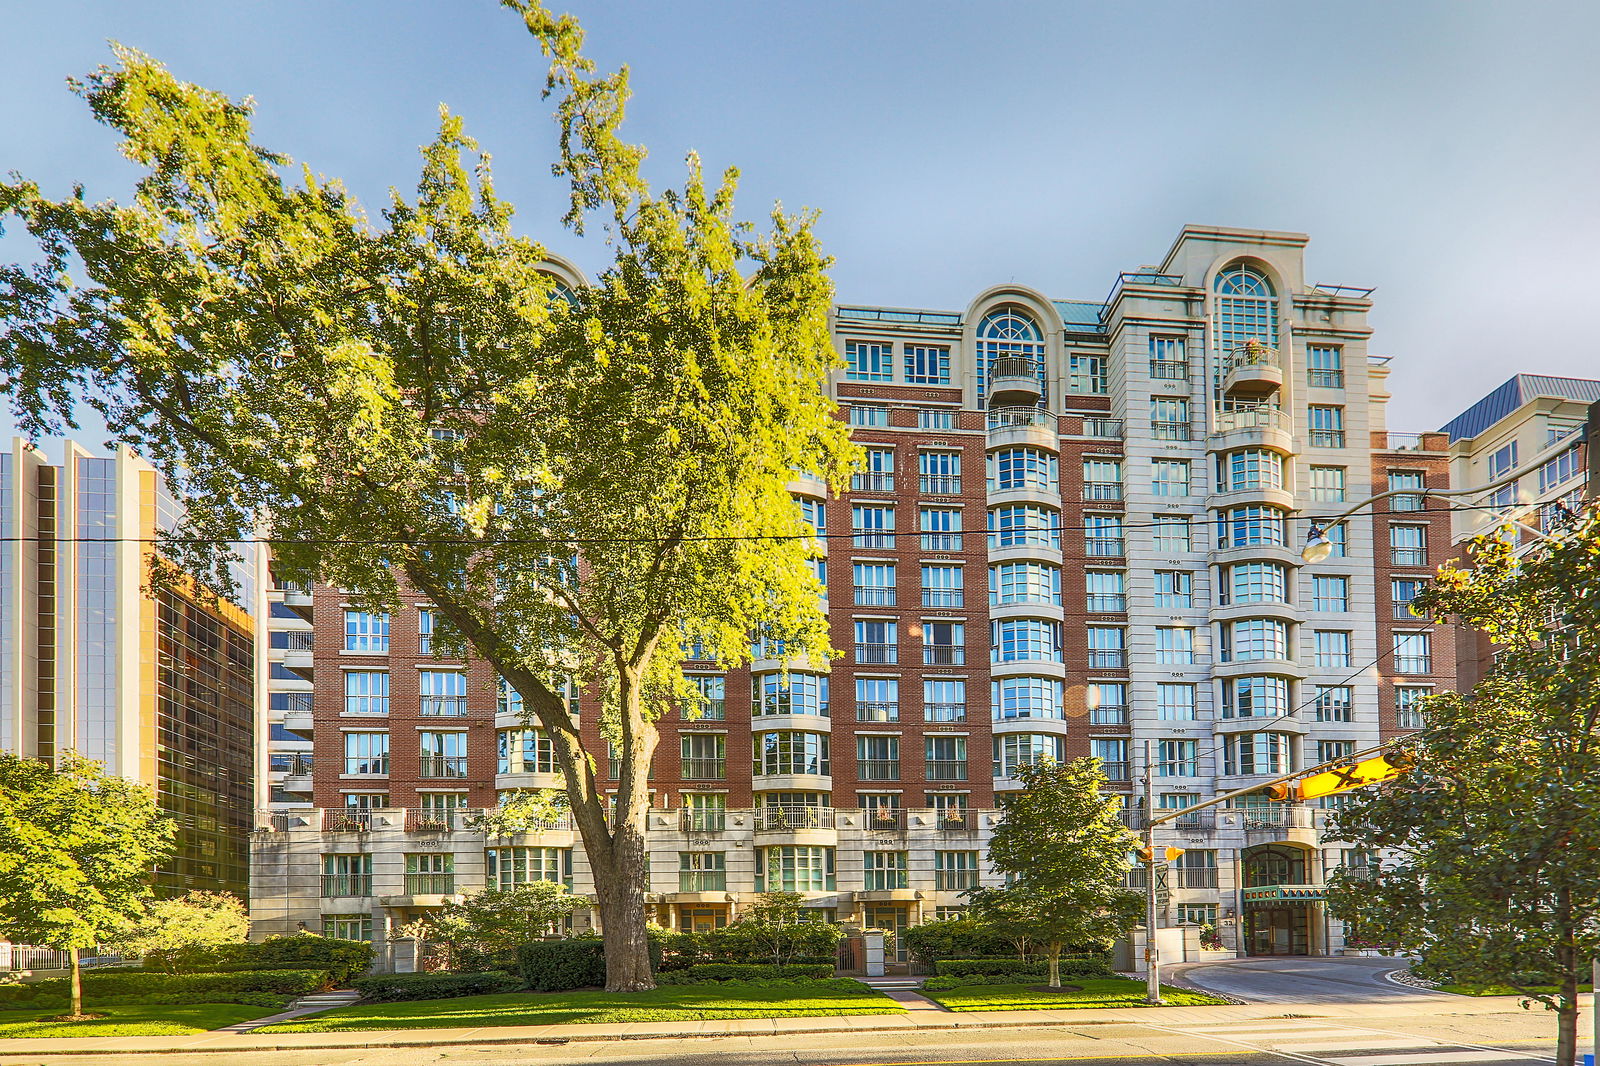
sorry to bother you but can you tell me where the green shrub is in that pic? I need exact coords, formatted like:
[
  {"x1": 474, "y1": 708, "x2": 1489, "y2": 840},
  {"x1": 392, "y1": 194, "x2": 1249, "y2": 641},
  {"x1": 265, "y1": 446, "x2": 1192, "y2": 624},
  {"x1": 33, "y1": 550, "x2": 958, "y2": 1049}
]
[
  {"x1": 655, "y1": 963, "x2": 834, "y2": 984},
  {"x1": 0, "y1": 968, "x2": 327, "y2": 1003},
  {"x1": 167, "y1": 934, "x2": 374, "y2": 984},
  {"x1": 351, "y1": 970, "x2": 524, "y2": 1002},
  {"x1": 0, "y1": 990, "x2": 293, "y2": 1009},
  {"x1": 934, "y1": 957, "x2": 1112, "y2": 979},
  {"x1": 904, "y1": 918, "x2": 1020, "y2": 968},
  {"x1": 516, "y1": 939, "x2": 607, "y2": 992}
]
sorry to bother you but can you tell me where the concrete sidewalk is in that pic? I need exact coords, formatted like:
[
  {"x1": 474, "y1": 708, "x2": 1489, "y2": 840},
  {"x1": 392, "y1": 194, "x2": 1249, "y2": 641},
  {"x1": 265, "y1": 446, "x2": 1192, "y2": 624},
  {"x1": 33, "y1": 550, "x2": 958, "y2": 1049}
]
[{"x1": 0, "y1": 993, "x2": 1543, "y2": 1057}]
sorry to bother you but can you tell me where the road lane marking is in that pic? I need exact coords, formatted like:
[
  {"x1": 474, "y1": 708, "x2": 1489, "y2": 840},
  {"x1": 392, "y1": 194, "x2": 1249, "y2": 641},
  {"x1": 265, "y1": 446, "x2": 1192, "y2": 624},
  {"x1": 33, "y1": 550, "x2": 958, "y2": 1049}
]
[{"x1": 1320, "y1": 1052, "x2": 1540, "y2": 1066}]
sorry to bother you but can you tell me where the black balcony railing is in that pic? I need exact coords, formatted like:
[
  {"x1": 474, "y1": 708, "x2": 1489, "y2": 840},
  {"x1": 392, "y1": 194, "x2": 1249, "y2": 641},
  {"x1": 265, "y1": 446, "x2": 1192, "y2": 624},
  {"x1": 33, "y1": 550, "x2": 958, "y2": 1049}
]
[
  {"x1": 853, "y1": 532, "x2": 896, "y2": 549},
  {"x1": 680, "y1": 758, "x2": 727, "y2": 781},
  {"x1": 1082, "y1": 418, "x2": 1123, "y2": 438},
  {"x1": 420, "y1": 695, "x2": 468, "y2": 716},
  {"x1": 1087, "y1": 650, "x2": 1126, "y2": 669},
  {"x1": 935, "y1": 870, "x2": 979, "y2": 891},
  {"x1": 1086, "y1": 594, "x2": 1127, "y2": 613},
  {"x1": 858, "y1": 759, "x2": 901, "y2": 782},
  {"x1": 856, "y1": 702, "x2": 900, "y2": 723},
  {"x1": 419, "y1": 755, "x2": 469, "y2": 779},
  {"x1": 1391, "y1": 547, "x2": 1428, "y2": 566},
  {"x1": 320, "y1": 874, "x2": 372, "y2": 897},
  {"x1": 851, "y1": 473, "x2": 895, "y2": 492},
  {"x1": 1309, "y1": 368, "x2": 1345, "y2": 389},
  {"x1": 321, "y1": 809, "x2": 372, "y2": 832},
  {"x1": 1089, "y1": 705, "x2": 1128, "y2": 726},
  {"x1": 1151, "y1": 420, "x2": 1191, "y2": 441},
  {"x1": 1310, "y1": 429, "x2": 1346, "y2": 448},
  {"x1": 1082, "y1": 481, "x2": 1123, "y2": 502},
  {"x1": 866, "y1": 808, "x2": 906, "y2": 831},
  {"x1": 920, "y1": 476, "x2": 962, "y2": 495},
  {"x1": 1392, "y1": 601, "x2": 1419, "y2": 620},
  {"x1": 755, "y1": 805, "x2": 833, "y2": 831},
  {"x1": 405, "y1": 872, "x2": 456, "y2": 895},
  {"x1": 1394, "y1": 655, "x2": 1432, "y2": 674},
  {"x1": 1100, "y1": 761, "x2": 1130, "y2": 781},
  {"x1": 924, "y1": 646, "x2": 964, "y2": 666},
  {"x1": 925, "y1": 703, "x2": 967, "y2": 722},
  {"x1": 921, "y1": 532, "x2": 962, "y2": 551},
  {"x1": 925, "y1": 759, "x2": 968, "y2": 782},
  {"x1": 854, "y1": 586, "x2": 896, "y2": 607},
  {"x1": 1389, "y1": 494, "x2": 1426, "y2": 512},
  {"x1": 857, "y1": 643, "x2": 897, "y2": 664},
  {"x1": 937, "y1": 810, "x2": 975, "y2": 831},
  {"x1": 1149, "y1": 360, "x2": 1188, "y2": 380},
  {"x1": 1085, "y1": 537, "x2": 1124, "y2": 558},
  {"x1": 1172, "y1": 868, "x2": 1219, "y2": 889},
  {"x1": 405, "y1": 808, "x2": 457, "y2": 832},
  {"x1": 922, "y1": 589, "x2": 963, "y2": 608}
]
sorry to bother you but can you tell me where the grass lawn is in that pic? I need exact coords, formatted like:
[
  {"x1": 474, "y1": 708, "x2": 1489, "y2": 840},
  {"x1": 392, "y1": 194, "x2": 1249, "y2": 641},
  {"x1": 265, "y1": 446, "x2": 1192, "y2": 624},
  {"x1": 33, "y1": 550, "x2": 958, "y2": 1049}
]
[
  {"x1": 921, "y1": 978, "x2": 1230, "y2": 1012},
  {"x1": 0, "y1": 1003, "x2": 270, "y2": 1038},
  {"x1": 1438, "y1": 982, "x2": 1591, "y2": 996},
  {"x1": 257, "y1": 980, "x2": 906, "y2": 1033}
]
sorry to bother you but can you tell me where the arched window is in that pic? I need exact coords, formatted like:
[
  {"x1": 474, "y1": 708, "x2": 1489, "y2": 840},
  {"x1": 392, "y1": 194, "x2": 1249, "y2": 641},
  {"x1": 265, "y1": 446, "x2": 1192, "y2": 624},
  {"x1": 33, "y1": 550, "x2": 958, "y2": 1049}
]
[
  {"x1": 976, "y1": 307, "x2": 1045, "y2": 407},
  {"x1": 1213, "y1": 265, "x2": 1277, "y2": 352}
]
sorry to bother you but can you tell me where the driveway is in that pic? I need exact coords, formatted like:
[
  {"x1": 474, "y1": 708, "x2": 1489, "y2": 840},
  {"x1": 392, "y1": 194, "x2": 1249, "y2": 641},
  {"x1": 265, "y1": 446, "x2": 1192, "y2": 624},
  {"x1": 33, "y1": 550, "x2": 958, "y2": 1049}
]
[{"x1": 1175, "y1": 954, "x2": 1452, "y2": 1003}]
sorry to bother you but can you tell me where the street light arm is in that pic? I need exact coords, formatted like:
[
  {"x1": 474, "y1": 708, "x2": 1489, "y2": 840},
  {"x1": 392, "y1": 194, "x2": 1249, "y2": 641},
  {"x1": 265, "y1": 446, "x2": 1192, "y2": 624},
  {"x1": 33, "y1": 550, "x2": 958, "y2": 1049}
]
[{"x1": 1307, "y1": 463, "x2": 1533, "y2": 529}]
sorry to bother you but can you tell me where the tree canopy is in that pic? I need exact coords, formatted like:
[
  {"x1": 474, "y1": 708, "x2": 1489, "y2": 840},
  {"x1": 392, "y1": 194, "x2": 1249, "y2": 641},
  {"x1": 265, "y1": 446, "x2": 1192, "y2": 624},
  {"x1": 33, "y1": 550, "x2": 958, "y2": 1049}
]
[
  {"x1": 105, "y1": 890, "x2": 248, "y2": 973},
  {"x1": 0, "y1": 754, "x2": 175, "y2": 1015},
  {"x1": 967, "y1": 757, "x2": 1140, "y2": 987},
  {"x1": 1328, "y1": 510, "x2": 1600, "y2": 1066},
  {"x1": 0, "y1": 2, "x2": 854, "y2": 990}
]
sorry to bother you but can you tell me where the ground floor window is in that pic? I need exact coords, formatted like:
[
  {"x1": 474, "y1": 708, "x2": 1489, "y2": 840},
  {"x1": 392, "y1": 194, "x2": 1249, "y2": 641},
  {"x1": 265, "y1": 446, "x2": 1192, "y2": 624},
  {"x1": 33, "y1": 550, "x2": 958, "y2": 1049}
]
[
  {"x1": 321, "y1": 913, "x2": 372, "y2": 942},
  {"x1": 486, "y1": 846, "x2": 572, "y2": 890},
  {"x1": 1174, "y1": 902, "x2": 1218, "y2": 926}
]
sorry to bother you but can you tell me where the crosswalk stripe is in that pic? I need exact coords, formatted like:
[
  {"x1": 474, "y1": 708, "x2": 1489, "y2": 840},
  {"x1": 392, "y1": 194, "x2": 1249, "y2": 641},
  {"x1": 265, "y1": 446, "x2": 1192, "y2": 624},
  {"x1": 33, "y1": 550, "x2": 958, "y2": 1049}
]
[
  {"x1": 1186, "y1": 1024, "x2": 1355, "y2": 1035},
  {"x1": 1271, "y1": 1039, "x2": 1441, "y2": 1052},
  {"x1": 1323, "y1": 1051, "x2": 1536, "y2": 1066}
]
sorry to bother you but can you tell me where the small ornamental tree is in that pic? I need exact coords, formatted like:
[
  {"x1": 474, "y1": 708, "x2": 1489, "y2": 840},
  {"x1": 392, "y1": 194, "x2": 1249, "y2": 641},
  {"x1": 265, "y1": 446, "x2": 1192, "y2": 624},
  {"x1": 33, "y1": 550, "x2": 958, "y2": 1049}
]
[
  {"x1": 1328, "y1": 511, "x2": 1600, "y2": 1066},
  {"x1": 0, "y1": 2, "x2": 855, "y2": 991},
  {"x1": 0, "y1": 754, "x2": 175, "y2": 1017},
  {"x1": 106, "y1": 890, "x2": 248, "y2": 972},
  {"x1": 428, "y1": 882, "x2": 581, "y2": 971},
  {"x1": 727, "y1": 892, "x2": 844, "y2": 966},
  {"x1": 968, "y1": 757, "x2": 1141, "y2": 987}
]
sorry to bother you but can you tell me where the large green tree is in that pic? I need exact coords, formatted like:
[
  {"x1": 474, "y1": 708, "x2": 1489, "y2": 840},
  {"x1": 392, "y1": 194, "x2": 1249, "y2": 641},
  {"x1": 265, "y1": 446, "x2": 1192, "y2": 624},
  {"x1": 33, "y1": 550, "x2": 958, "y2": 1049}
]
[
  {"x1": 968, "y1": 758, "x2": 1141, "y2": 987},
  {"x1": 1327, "y1": 510, "x2": 1600, "y2": 1066},
  {"x1": 0, "y1": 5, "x2": 853, "y2": 990},
  {"x1": 0, "y1": 755, "x2": 175, "y2": 1017}
]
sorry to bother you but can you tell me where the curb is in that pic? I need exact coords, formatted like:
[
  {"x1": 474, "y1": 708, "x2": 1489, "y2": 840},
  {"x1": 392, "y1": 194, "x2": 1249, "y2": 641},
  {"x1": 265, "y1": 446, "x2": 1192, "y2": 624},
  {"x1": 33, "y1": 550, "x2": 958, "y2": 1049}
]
[{"x1": 1380, "y1": 968, "x2": 1471, "y2": 997}]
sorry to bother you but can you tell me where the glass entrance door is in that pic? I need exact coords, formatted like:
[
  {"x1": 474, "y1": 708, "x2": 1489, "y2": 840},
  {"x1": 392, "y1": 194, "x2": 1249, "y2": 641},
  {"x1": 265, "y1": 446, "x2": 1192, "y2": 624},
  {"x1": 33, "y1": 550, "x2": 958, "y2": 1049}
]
[
  {"x1": 864, "y1": 904, "x2": 909, "y2": 964},
  {"x1": 1246, "y1": 906, "x2": 1309, "y2": 955}
]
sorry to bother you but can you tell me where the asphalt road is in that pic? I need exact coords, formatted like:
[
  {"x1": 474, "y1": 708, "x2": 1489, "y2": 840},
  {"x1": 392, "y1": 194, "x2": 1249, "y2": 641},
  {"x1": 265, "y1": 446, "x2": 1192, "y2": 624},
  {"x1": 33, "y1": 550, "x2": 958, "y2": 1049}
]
[{"x1": 1176, "y1": 955, "x2": 1447, "y2": 1004}]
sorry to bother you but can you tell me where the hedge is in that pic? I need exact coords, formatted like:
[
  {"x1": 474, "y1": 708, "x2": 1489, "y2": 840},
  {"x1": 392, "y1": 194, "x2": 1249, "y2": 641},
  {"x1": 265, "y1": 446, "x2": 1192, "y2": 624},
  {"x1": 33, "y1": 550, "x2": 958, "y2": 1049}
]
[
  {"x1": 934, "y1": 957, "x2": 1112, "y2": 979},
  {"x1": 654, "y1": 925, "x2": 842, "y2": 969},
  {"x1": 0, "y1": 991, "x2": 294, "y2": 1009},
  {"x1": 655, "y1": 963, "x2": 835, "y2": 985},
  {"x1": 0, "y1": 968, "x2": 328, "y2": 1003},
  {"x1": 351, "y1": 971, "x2": 524, "y2": 1002},
  {"x1": 516, "y1": 940, "x2": 607, "y2": 992},
  {"x1": 903, "y1": 919, "x2": 1019, "y2": 967},
  {"x1": 167, "y1": 936, "x2": 374, "y2": 984}
]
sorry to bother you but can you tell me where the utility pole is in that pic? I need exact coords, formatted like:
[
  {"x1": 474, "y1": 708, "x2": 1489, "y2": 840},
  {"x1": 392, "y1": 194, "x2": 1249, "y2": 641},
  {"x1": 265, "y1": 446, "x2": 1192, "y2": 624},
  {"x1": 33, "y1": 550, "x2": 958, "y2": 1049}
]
[{"x1": 1143, "y1": 739, "x2": 1161, "y2": 1005}]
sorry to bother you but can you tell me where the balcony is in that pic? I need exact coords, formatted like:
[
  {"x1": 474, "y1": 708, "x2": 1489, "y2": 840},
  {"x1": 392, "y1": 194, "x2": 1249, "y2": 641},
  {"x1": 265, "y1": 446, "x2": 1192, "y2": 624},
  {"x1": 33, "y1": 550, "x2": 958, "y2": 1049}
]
[
  {"x1": 987, "y1": 406, "x2": 1050, "y2": 429},
  {"x1": 923, "y1": 645, "x2": 964, "y2": 666},
  {"x1": 920, "y1": 476, "x2": 962, "y2": 496},
  {"x1": 856, "y1": 643, "x2": 897, "y2": 664},
  {"x1": 419, "y1": 755, "x2": 469, "y2": 779},
  {"x1": 1389, "y1": 493, "x2": 1426, "y2": 512},
  {"x1": 1089, "y1": 705, "x2": 1127, "y2": 726},
  {"x1": 921, "y1": 532, "x2": 963, "y2": 551},
  {"x1": 925, "y1": 759, "x2": 968, "y2": 782},
  {"x1": 1149, "y1": 360, "x2": 1188, "y2": 381},
  {"x1": 1392, "y1": 601, "x2": 1420, "y2": 620},
  {"x1": 405, "y1": 872, "x2": 456, "y2": 895},
  {"x1": 680, "y1": 758, "x2": 727, "y2": 781},
  {"x1": 858, "y1": 759, "x2": 901, "y2": 782},
  {"x1": 987, "y1": 356, "x2": 1043, "y2": 408},
  {"x1": 1086, "y1": 594, "x2": 1127, "y2": 613},
  {"x1": 1082, "y1": 418, "x2": 1123, "y2": 439},
  {"x1": 1087, "y1": 650, "x2": 1126, "y2": 669},
  {"x1": 405, "y1": 807, "x2": 467, "y2": 832},
  {"x1": 1212, "y1": 403, "x2": 1288, "y2": 435},
  {"x1": 1309, "y1": 368, "x2": 1344, "y2": 389},
  {"x1": 936, "y1": 810, "x2": 976, "y2": 831},
  {"x1": 922, "y1": 589, "x2": 963, "y2": 608},
  {"x1": 1151, "y1": 420, "x2": 1191, "y2": 441},
  {"x1": 684, "y1": 700, "x2": 726, "y2": 721},
  {"x1": 935, "y1": 869, "x2": 980, "y2": 891},
  {"x1": 1231, "y1": 805, "x2": 1314, "y2": 830},
  {"x1": 1085, "y1": 537, "x2": 1125, "y2": 558},
  {"x1": 419, "y1": 695, "x2": 468, "y2": 717},
  {"x1": 755, "y1": 805, "x2": 834, "y2": 831},
  {"x1": 865, "y1": 808, "x2": 906, "y2": 831},
  {"x1": 1082, "y1": 481, "x2": 1123, "y2": 502},
  {"x1": 1173, "y1": 868, "x2": 1219, "y2": 889},
  {"x1": 1394, "y1": 655, "x2": 1432, "y2": 674},
  {"x1": 857, "y1": 702, "x2": 900, "y2": 723},
  {"x1": 1391, "y1": 547, "x2": 1428, "y2": 567},
  {"x1": 680, "y1": 810, "x2": 727, "y2": 833},
  {"x1": 852, "y1": 532, "x2": 896, "y2": 550},
  {"x1": 1100, "y1": 761, "x2": 1130, "y2": 781},
  {"x1": 851, "y1": 472, "x2": 895, "y2": 493},
  {"x1": 1223, "y1": 342, "x2": 1284, "y2": 398},
  {"x1": 925, "y1": 703, "x2": 967, "y2": 723},
  {"x1": 320, "y1": 809, "x2": 371, "y2": 833},
  {"x1": 678, "y1": 871, "x2": 728, "y2": 892},
  {"x1": 1309, "y1": 429, "x2": 1346, "y2": 448},
  {"x1": 853, "y1": 586, "x2": 897, "y2": 607},
  {"x1": 320, "y1": 874, "x2": 372, "y2": 898}
]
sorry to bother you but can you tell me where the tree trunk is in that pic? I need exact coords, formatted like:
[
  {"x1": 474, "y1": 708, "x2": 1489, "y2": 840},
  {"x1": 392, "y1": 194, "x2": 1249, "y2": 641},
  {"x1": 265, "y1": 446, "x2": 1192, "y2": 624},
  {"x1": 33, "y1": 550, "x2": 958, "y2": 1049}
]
[
  {"x1": 587, "y1": 818, "x2": 655, "y2": 992},
  {"x1": 70, "y1": 947, "x2": 83, "y2": 1017},
  {"x1": 1556, "y1": 892, "x2": 1578, "y2": 1066},
  {"x1": 1048, "y1": 943, "x2": 1062, "y2": 989}
]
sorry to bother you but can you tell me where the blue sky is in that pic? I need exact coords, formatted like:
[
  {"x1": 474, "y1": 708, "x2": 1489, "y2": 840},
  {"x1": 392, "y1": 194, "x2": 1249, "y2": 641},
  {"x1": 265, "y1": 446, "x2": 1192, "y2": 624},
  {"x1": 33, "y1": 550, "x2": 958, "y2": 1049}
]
[{"x1": 4, "y1": 0, "x2": 1599, "y2": 441}]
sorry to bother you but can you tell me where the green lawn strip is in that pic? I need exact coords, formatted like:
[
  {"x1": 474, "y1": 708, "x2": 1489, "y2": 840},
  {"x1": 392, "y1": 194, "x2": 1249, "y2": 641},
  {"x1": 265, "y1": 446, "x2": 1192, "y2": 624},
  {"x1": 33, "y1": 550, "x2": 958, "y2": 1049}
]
[
  {"x1": 0, "y1": 1003, "x2": 270, "y2": 1038},
  {"x1": 1438, "y1": 982, "x2": 1592, "y2": 997},
  {"x1": 921, "y1": 978, "x2": 1230, "y2": 1012},
  {"x1": 257, "y1": 981, "x2": 906, "y2": 1033}
]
